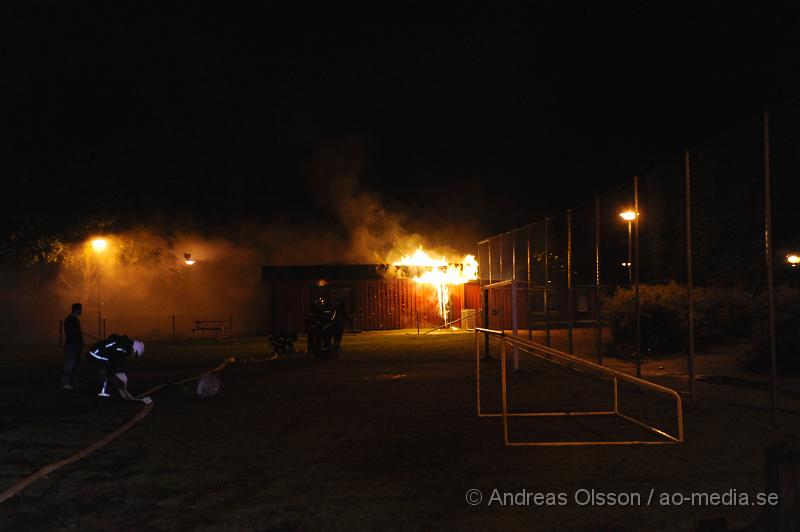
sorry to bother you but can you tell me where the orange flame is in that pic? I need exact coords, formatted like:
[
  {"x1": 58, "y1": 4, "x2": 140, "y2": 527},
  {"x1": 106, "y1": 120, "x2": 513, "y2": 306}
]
[{"x1": 392, "y1": 248, "x2": 478, "y2": 318}]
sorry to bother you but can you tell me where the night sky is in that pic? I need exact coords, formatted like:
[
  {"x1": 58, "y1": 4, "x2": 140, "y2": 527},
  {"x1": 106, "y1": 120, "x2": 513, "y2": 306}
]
[{"x1": 5, "y1": 4, "x2": 800, "y2": 242}]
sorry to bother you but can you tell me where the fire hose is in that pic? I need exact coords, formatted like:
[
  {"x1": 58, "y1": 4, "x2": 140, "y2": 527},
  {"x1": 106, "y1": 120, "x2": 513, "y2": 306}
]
[{"x1": 0, "y1": 356, "x2": 237, "y2": 504}]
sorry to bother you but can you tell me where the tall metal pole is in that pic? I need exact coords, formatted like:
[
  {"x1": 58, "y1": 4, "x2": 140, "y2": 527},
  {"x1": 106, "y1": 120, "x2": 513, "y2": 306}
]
[
  {"x1": 499, "y1": 235, "x2": 504, "y2": 282},
  {"x1": 685, "y1": 149, "x2": 696, "y2": 401},
  {"x1": 482, "y1": 287, "x2": 490, "y2": 360},
  {"x1": 634, "y1": 176, "x2": 642, "y2": 378},
  {"x1": 488, "y1": 240, "x2": 493, "y2": 285},
  {"x1": 527, "y1": 225, "x2": 532, "y2": 340},
  {"x1": 97, "y1": 259, "x2": 102, "y2": 339},
  {"x1": 511, "y1": 230, "x2": 519, "y2": 369},
  {"x1": 764, "y1": 111, "x2": 779, "y2": 428},
  {"x1": 485, "y1": 239, "x2": 492, "y2": 353},
  {"x1": 595, "y1": 195, "x2": 602, "y2": 364},
  {"x1": 544, "y1": 217, "x2": 551, "y2": 347},
  {"x1": 627, "y1": 222, "x2": 633, "y2": 288},
  {"x1": 567, "y1": 209, "x2": 574, "y2": 355}
]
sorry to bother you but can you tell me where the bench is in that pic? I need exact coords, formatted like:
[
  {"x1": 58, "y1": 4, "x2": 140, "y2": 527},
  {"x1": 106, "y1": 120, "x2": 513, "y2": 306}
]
[{"x1": 192, "y1": 320, "x2": 229, "y2": 338}]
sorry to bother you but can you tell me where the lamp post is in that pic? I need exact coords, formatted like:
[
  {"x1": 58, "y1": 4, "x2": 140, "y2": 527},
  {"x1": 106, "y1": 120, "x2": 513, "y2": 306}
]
[
  {"x1": 90, "y1": 238, "x2": 108, "y2": 338},
  {"x1": 619, "y1": 202, "x2": 641, "y2": 378},
  {"x1": 619, "y1": 210, "x2": 636, "y2": 288}
]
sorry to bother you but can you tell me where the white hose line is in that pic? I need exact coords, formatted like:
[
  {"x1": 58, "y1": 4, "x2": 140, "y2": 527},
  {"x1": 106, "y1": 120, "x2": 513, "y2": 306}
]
[{"x1": 0, "y1": 356, "x2": 236, "y2": 504}]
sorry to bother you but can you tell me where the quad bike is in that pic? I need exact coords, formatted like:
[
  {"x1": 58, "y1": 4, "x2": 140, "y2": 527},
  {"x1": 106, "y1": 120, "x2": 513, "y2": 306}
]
[
  {"x1": 306, "y1": 297, "x2": 353, "y2": 359},
  {"x1": 306, "y1": 307, "x2": 343, "y2": 359}
]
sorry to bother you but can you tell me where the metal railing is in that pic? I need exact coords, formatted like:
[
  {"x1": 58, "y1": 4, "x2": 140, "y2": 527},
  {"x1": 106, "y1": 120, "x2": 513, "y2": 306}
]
[{"x1": 476, "y1": 327, "x2": 684, "y2": 446}]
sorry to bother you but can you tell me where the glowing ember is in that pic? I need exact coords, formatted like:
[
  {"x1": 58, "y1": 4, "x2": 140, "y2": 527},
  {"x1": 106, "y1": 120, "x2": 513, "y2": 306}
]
[{"x1": 393, "y1": 248, "x2": 478, "y2": 318}]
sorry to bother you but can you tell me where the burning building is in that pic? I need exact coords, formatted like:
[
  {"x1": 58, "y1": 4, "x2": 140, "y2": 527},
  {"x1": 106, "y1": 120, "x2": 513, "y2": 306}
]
[{"x1": 262, "y1": 251, "x2": 482, "y2": 332}]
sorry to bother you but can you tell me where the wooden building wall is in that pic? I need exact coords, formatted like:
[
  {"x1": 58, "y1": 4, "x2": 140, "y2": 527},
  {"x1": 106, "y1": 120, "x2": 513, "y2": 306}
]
[{"x1": 265, "y1": 279, "x2": 475, "y2": 333}]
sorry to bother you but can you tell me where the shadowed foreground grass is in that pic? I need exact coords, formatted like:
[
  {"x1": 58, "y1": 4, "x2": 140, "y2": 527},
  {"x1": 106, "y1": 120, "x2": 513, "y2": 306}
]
[{"x1": 0, "y1": 332, "x2": 793, "y2": 531}]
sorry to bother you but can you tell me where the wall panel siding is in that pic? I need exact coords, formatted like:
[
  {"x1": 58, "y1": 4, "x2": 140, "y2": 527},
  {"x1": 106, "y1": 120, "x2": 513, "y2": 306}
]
[{"x1": 266, "y1": 278, "x2": 477, "y2": 332}]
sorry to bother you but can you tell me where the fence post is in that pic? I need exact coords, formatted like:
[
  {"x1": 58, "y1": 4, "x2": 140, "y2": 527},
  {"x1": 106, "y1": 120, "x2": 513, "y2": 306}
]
[
  {"x1": 595, "y1": 195, "x2": 603, "y2": 364},
  {"x1": 567, "y1": 209, "x2": 574, "y2": 355},
  {"x1": 765, "y1": 441, "x2": 800, "y2": 530},
  {"x1": 483, "y1": 287, "x2": 491, "y2": 360},
  {"x1": 685, "y1": 149, "x2": 696, "y2": 401},
  {"x1": 487, "y1": 239, "x2": 492, "y2": 285},
  {"x1": 544, "y1": 217, "x2": 551, "y2": 347},
  {"x1": 172, "y1": 314, "x2": 176, "y2": 342},
  {"x1": 634, "y1": 175, "x2": 642, "y2": 378},
  {"x1": 475, "y1": 329, "x2": 481, "y2": 415},
  {"x1": 499, "y1": 234, "x2": 504, "y2": 283},
  {"x1": 511, "y1": 230, "x2": 519, "y2": 370},
  {"x1": 500, "y1": 336, "x2": 509, "y2": 445},
  {"x1": 527, "y1": 225, "x2": 532, "y2": 340},
  {"x1": 763, "y1": 111, "x2": 779, "y2": 428}
]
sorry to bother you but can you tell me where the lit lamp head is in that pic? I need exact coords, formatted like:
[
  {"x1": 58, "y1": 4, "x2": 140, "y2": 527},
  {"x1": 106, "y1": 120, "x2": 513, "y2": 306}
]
[
  {"x1": 91, "y1": 238, "x2": 108, "y2": 252},
  {"x1": 619, "y1": 210, "x2": 637, "y2": 222},
  {"x1": 787, "y1": 254, "x2": 800, "y2": 267},
  {"x1": 184, "y1": 253, "x2": 195, "y2": 266}
]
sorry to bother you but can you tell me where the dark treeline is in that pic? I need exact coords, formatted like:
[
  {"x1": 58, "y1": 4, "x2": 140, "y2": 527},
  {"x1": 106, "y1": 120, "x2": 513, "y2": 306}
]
[
  {"x1": 640, "y1": 100, "x2": 800, "y2": 289},
  {"x1": 483, "y1": 99, "x2": 800, "y2": 291}
]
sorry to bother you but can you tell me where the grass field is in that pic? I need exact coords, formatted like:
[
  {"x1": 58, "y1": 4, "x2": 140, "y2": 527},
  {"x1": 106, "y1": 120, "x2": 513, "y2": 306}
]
[{"x1": 0, "y1": 331, "x2": 798, "y2": 531}]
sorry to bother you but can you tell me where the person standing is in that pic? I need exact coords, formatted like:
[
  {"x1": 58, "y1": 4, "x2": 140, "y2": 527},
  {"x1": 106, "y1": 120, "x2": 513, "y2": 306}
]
[{"x1": 62, "y1": 303, "x2": 83, "y2": 390}]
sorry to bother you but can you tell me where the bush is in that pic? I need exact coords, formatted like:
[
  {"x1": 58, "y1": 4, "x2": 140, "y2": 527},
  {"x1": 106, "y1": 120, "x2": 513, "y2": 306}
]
[
  {"x1": 604, "y1": 283, "x2": 685, "y2": 354},
  {"x1": 693, "y1": 286, "x2": 755, "y2": 342},
  {"x1": 744, "y1": 286, "x2": 800, "y2": 372},
  {"x1": 603, "y1": 283, "x2": 754, "y2": 355}
]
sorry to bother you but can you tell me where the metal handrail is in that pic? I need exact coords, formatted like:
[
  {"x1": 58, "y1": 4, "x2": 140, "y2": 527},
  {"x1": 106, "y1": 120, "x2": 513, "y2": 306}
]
[
  {"x1": 423, "y1": 310, "x2": 482, "y2": 335},
  {"x1": 475, "y1": 327, "x2": 684, "y2": 446}
]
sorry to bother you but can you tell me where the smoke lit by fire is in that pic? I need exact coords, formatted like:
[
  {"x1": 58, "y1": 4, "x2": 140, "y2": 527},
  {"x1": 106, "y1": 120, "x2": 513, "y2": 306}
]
[{"x1": 392, "y1": 248, "x2": 478, "y2": 318}]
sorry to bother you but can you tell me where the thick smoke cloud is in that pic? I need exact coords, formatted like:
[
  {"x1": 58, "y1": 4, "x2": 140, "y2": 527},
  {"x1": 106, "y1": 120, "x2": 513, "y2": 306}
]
[
  {"x1": 0, "y1": 230, "x2": 268, "y2": 344},
  {"x1": 308, "y1": 140, "x2": 478, "y2": 265},
  {"x1": 1, "y1": 144, "x2": 478, "y2": 344}
]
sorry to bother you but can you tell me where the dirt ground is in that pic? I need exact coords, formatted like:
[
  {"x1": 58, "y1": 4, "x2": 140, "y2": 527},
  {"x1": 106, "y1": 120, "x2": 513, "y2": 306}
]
[{"x1": 0, "y1": 331, "x2": 798, "y2": 531}]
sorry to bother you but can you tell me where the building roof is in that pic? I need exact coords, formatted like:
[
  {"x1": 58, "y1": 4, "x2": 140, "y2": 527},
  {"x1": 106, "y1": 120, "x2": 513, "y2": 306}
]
[{"x1": 261, "y1": 264, "x2": 389, "y2": 282}]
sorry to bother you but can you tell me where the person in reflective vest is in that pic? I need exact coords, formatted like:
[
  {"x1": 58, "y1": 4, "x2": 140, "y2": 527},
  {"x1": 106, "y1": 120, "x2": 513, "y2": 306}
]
[{"x1": 87, "y1": 334, "x2": 145, "y2": 398}]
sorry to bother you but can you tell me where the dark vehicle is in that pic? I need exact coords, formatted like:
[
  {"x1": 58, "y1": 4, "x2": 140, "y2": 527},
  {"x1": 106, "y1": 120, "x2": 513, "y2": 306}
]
[{"x1": 305, "y1": 298, "x2": 351, "y2": 359}]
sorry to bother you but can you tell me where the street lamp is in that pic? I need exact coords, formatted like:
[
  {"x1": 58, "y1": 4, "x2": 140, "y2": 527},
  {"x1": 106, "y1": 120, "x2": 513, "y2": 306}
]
[
  {"x1": 90, "y1": 238, "x2": 108, "y2": 337},
  {"x1": 787, "y1": 254, "x2": 800, "y2": 268},
  {"x1": 619, "y1": 210, "x2": 637, "y2": 287},
  {"x1": 91, "y1": 238, "x2": 108, "y2": 252},
  {"x1": 184, "y1": 253, "x2": 196, "y2": 266}
]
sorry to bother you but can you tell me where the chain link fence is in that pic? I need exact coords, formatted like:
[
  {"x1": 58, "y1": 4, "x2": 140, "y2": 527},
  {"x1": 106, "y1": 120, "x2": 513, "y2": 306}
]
[
  {"x1": 478, "y1": 103, "x2": 800, "y2": 416},
  {"x1": 55, "y1": 314, "x2": 252, "y2": 345}
]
